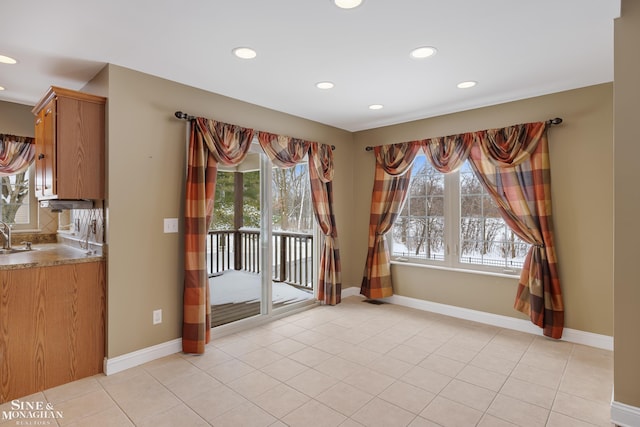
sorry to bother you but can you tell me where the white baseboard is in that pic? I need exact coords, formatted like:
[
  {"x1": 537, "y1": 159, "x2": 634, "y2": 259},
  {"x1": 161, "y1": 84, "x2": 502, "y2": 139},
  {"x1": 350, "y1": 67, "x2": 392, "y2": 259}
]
[
  {"x1": 341, "y1": 286, "x2": 361, "y2": 298},
  {"x1": 342, "y1": 288, "x2": 612, "y2": 350},
  {"x1": 611, "y1": 400, "x2": 640, "y2": 427},
  {"x1": 103, "y1": 338, "x2": 182, "y2": 376}
]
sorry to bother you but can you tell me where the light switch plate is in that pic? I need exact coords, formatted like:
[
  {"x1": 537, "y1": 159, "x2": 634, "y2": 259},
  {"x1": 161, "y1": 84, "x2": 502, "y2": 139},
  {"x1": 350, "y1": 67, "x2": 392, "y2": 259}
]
[
  {"x1": 163, "y1": 218, "x2": 179, "y2": 233},
  {"x1": 153, "y1": 309, "x2": 162, "y2": 325}
]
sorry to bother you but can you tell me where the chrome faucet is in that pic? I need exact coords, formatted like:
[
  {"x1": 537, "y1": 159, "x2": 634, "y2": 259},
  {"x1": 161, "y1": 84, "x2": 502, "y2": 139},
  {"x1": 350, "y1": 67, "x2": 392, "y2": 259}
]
[{"x1": 0, "y1": 222, "x2": 11, "y2": 250}]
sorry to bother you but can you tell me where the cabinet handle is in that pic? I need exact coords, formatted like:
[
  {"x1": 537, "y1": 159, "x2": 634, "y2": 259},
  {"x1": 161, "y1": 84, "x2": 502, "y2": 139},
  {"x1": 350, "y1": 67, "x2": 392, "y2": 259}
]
[
  {"x1": 45, "y1": 108, "x2": 52, "y2": 116},
  {"x1": 35, "y1": 118, "x2": 42, "y2": 125},
  {"x1": 38, "y1": 153, "x2": 45, "y2": 160}
]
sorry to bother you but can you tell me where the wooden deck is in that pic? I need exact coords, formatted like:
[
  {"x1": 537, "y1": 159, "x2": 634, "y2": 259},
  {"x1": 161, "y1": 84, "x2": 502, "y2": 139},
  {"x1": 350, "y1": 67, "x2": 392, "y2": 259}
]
[
  {"x1": 211, "y1": 299, "x2": 303, "y2": 327},
  {"x1": 210, "y1": 270, "x2": 313, "y2": 327}
]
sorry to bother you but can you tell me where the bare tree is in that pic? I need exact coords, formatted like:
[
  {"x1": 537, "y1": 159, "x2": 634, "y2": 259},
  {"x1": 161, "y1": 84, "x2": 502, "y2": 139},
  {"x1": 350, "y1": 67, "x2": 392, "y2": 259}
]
[
  {"x1": 402, "y1": 161, "x2": 445, "y2": 258},
  {"x1": 1, "y1": 171, "x2": 29, "y2": 224},
  {"x1": 272, "y1": 165, "x2": 312, "y2": 232}
]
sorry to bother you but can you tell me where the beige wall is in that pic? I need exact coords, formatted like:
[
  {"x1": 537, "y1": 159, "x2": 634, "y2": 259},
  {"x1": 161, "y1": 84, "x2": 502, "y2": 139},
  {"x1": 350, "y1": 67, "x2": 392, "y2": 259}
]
[
  {"x1": 613, "y1": 0, "x2": 640, "y2": 408},
  {"x1": 0, "y1": 100, "x2": 34, "y2": 136},
  {"x1": 352, "y1": 83, "x2": 614, "y2": 335},
  {"x1": 100, "y1": 65, "x2": 356, "y2": 358}
]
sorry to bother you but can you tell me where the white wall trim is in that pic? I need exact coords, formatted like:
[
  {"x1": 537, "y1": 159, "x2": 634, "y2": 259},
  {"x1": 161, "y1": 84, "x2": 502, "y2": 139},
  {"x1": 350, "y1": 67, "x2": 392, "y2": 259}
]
[
  {"x1": 341, "y1": 288, "x2": 613, "y2": 351},
  {"x1": 611, "y1": 400, "x2": 640, "y2": 427},
  {"x1": 342, "y1": 286, "x2": 361, "y2": 298},
  {"x1": 103, "y1": 338, "x2": 182, "y2": 376},
  {"x1": 381, "y1": 294, "x2": 613, "y2": 350}
]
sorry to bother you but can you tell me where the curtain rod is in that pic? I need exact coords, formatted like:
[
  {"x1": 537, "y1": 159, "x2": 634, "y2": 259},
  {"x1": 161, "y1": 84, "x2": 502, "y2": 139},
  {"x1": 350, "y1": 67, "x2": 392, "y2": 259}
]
[
  {"x1": 175, "y1": 111, "x2": 336, "y2": 150},
  {"x1": 364, "y1": 117, "x2": 563, "y2": 151}
]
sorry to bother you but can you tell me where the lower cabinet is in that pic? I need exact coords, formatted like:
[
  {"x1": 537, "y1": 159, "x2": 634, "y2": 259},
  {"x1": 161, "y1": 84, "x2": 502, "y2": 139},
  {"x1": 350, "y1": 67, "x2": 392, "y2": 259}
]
[{"x1": 0, "y1": 261, "x2": 105, "y2": 403}]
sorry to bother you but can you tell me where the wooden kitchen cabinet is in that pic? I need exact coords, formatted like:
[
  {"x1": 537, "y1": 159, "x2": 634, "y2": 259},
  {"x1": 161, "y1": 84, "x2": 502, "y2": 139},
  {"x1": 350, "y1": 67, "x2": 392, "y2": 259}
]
[
  {"x1": 0, "y1": 261, "x2": 106, "y2": 403},
  {"x1": 32, "y1": 86, "x2": 106, "y2": 200}
]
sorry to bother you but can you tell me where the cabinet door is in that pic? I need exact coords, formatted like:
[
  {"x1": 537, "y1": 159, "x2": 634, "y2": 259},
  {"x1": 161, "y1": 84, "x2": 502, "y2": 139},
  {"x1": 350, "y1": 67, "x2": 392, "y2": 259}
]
[
  {"x1": 0, "y1": 262, "x2": 105, "y2": 404},
  {"x1": 0, "y1": 268, "x2": 43, "y2": 403},
  {"x1": 56, "y1": 96, "x2": 104, "y2": 199},
  {"x1": 43, "y1": 262, "x2": 106, "y2": 388},
  {"x1": 34, "y1": 99, "x2": 56, "y2": 198}
]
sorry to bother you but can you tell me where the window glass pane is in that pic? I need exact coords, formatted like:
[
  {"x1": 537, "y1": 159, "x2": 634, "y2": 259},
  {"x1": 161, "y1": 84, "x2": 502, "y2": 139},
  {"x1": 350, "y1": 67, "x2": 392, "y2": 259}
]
[
  {"x1": 392, "y1": 156, "x2": 445, "y2": 261},
  {"x1": 0, "y1": 170, "x2": 30, "y2": 225},
  {"x1": 272, "y1": 164, "x2": 312, "y2": 233},
  {"x1": 212, "y1": 171, "x2": 234, "y2": 230},
  {"x1": 243, "y1": 170, "x2": 260, "y2": 228},
  {"x1": 459, "y1": 161, "x2": 529, "y2": 268}
]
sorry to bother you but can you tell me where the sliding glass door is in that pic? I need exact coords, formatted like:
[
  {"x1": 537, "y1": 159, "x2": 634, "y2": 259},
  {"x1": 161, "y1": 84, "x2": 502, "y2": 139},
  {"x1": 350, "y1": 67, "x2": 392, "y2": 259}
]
[{"x1": 208, "y1": 143, "x2": 315, "y2": 328}]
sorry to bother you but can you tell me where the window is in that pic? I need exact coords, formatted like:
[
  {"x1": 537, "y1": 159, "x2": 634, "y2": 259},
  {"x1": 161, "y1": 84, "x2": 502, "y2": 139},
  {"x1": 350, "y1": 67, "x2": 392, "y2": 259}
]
[
  {"x1": 0, "y1": 165, "x2": 37, "y2": 230},
  {"x1": 392, "y1": 154, "x2": 530, "y2": 274},
  {"x1": 272, "y1": 163, "x2": 313, "y2": 233}
]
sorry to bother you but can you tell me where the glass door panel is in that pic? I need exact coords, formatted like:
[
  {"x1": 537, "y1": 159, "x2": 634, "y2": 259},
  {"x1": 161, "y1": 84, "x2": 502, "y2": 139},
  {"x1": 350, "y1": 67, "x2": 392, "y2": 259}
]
[
  {"x1": 271, "y1": 163, "x2": 315, "y2": 312},
  {"x1": 209, "y1": 149, "x2": 264, "y2": 327}
]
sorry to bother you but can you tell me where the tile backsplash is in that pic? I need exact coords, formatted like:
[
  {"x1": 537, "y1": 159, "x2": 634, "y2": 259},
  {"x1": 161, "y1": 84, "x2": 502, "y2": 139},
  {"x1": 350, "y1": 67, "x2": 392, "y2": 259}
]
[{"x1": 57, "y1": 201, "x2": 105, "y2": 254}]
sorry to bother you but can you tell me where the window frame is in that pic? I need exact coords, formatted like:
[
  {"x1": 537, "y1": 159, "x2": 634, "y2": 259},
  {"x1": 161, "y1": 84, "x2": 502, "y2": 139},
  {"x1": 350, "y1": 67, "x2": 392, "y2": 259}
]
[
  {"x1": 0, "y1": 164, "x2": 38, "y2": 231},
  {"x1": 391, "y1": 154, "x2": 528, "y2": 277}
]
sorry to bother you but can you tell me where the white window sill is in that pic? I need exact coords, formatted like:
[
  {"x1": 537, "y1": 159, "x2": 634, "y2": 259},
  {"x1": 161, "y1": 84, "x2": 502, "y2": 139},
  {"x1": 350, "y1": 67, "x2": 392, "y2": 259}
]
[{"x1": 390, "y1": 259, "x2": 521, "y2": 280}]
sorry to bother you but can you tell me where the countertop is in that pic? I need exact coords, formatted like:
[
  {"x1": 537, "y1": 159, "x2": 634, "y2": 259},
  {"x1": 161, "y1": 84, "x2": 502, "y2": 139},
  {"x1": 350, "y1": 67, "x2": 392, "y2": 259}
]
[{"x1": 0, "y1": 243, "x2": 104, "y2": 270}]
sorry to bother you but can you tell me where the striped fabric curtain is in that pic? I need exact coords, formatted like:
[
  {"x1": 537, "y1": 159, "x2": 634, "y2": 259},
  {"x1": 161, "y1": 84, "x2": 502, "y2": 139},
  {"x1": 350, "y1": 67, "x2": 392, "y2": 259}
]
[
  {"x1": 0, "y1": 134, "x2": 35, "y2": 176},
  {"x1": 422, "y1": 133, "x2": 473, "y2": 173},
  {"x1": 469, "y1": 122, "x2": 564, "y2": 338},
  {"x1": 362, "y1": 121, "x2": 562, "y2": 337},
  {"x1": 361, "y1": 141, "x2": 421, "y2": 299},
  {"x1": 183, "y1": 118, "x2": 254, "y2": 354},
  {"x1": 308, "y1": 142, "x2": 342, "y2": 305},
  {"x1": 257, "y1": 132, "x2": 310, "y2": 167},
  {"x1": 258, "y1": 132, "x2": 342, "y2": 305}
]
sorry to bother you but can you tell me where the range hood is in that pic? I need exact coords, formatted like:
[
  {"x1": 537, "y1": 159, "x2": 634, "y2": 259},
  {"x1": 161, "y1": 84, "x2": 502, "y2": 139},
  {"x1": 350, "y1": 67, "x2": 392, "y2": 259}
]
[{"x1": 40, "y1": 199, "x2": 94, "y2": 211}]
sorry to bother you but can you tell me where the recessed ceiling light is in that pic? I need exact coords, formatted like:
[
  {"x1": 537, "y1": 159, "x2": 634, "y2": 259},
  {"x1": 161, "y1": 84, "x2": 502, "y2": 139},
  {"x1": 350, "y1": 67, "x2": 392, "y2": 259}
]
[
  {"x1": 457, "y1": 81, "x2": 477, "y2": 89},
  {"x1": 369, "y1": 104, "x2": 384, "y2": 110},
  {"x1": 0, "y1": 86, "x2": 4, "y2": 91},
  {"x1": 0, "y1": 55, "x2": 17, "y2": 65},
  {"x1": 334, "y1": 0, "x2": 363, "y2": 9},
  {"x1": 316, "y1": 81, "x2": 334, "y2": 89},
  {"x1": 410, "y1": 46, "x2": 437, "y2": 59},
  {"x1": 232, "y1": 47, "x2": 257, "y2": 59}
]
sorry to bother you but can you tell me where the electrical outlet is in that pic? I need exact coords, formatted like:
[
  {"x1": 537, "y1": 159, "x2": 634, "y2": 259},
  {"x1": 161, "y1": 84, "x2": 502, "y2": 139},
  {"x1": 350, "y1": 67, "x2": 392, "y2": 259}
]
[
  {"x1": 163, "y1": 218, "x2": 179, "y2": 233},
  {"x1": 153, "y1": 309, "x2": 162, "y2": 325}
]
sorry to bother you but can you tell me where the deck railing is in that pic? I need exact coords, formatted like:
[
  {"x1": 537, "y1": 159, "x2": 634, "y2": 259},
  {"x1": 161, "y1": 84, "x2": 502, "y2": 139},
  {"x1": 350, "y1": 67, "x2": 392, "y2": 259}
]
[{"x1": 207, "y1": 229, "x2": 313, "y2": 290}]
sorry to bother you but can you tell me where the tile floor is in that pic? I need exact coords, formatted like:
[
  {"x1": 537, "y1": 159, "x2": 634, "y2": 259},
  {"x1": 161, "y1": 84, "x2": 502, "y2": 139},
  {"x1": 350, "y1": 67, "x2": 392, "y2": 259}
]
[{"x1": 0, "y1": 296, "x2": 614, "y2": 427}]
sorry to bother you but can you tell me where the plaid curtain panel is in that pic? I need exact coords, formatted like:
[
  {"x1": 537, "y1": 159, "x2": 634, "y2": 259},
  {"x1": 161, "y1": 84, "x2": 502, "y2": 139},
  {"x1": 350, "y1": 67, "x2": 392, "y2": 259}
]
[
  {"x1": 422, "y1": 133, "x2": 473, "y2": 173},
  {"x1": 257, "y1": 131, "x2": 310, "y2": 167},
  {"x1": 469, "y1": 122, "x2": 564, "y2": 338},
  {"x1": 258, "y1": 132, "x2": 342, "y2": 305},
  {"x1": 362, "y1": 122, "x2": 563, "y2": 338},
  {"x1": 309, "y1": 143, "x2": 342, "y2": 304},
  {"x1": 0, "y1": 134, "x2": 35, "y2": 175},
  {"x1": 183, "y1": 118, "x2": 254, "y2": 354},
  {"x1": 361, "y1": 141, "x2": 421, "y2": 299}
]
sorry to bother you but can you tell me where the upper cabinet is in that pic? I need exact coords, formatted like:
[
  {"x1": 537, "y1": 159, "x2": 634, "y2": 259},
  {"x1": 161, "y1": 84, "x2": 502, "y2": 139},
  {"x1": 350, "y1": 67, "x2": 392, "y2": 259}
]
[{"x1": 32, "y1": 87, "x2": 106, "y2": 200}]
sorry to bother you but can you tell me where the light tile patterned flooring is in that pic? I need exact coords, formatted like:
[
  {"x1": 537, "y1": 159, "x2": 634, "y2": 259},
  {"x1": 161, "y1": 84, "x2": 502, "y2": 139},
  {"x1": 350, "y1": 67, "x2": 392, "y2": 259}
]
[{"x1": 1, "y1": 296, "x2": 613, "y2": 426}]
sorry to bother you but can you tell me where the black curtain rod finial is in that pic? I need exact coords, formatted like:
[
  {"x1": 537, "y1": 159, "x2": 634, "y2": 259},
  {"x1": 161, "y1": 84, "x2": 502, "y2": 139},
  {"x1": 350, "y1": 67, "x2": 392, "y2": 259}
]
[{"x1": 175, "y1": 111, "x2": 195, "y2": 120}]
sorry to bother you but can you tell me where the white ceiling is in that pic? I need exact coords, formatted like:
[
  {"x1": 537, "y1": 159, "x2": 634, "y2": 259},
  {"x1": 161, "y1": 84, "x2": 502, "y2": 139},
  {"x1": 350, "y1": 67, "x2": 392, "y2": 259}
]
[{"x1": 0, "y1": 0, "x2": 620, "y2": 132}]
